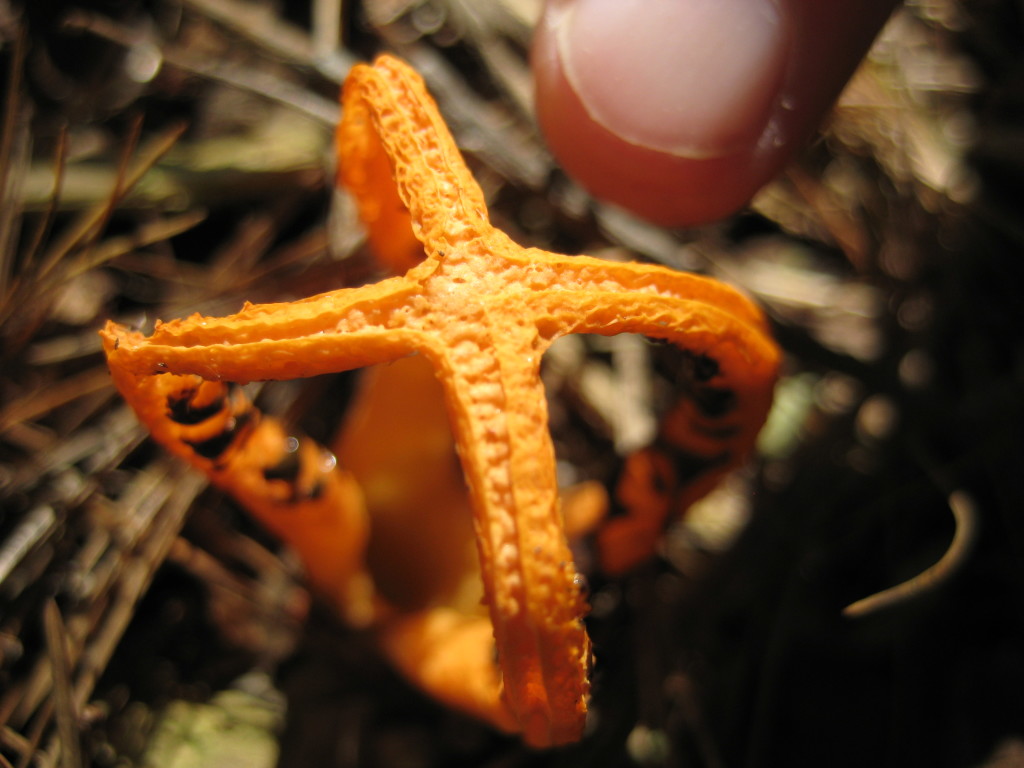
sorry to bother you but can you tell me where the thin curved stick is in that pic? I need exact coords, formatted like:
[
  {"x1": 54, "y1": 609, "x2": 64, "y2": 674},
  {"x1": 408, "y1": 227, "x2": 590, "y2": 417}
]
[{"x1": 843, "y1": 489, "x2": 977, "y2": 618}]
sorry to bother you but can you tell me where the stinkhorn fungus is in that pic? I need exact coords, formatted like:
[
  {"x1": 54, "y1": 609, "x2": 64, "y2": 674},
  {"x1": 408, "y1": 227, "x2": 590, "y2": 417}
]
[{"x1": 101, "y1": 55, "x2": 779, "y2": 748}]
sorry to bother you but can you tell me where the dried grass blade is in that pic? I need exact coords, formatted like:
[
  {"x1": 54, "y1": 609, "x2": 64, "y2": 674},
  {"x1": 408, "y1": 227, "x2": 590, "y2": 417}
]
[
  {"x1": 42, "y1": 602, "x2": 83, "y2": 768},
  {"x1": 0, "y1": 28, "x2": 28, "y2": 300},
  {"x1": 16, "y1": 127, "x2": 70, "y2": 282},
  {"x1": 34, "y1": 121, "x2": 188, "y2": 284},
  {"x1": 62, "y1": 209, "x2": 207, "y2": 283},
  {"x1": 0, "y1": 368, "x2": 113, "y2": 436}
]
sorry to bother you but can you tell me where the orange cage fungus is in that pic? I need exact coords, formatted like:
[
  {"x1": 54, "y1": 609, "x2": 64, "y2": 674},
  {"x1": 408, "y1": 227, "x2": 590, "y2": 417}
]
[{"x1": 101, "y1": 55, "x2": 779, "y2": 747}]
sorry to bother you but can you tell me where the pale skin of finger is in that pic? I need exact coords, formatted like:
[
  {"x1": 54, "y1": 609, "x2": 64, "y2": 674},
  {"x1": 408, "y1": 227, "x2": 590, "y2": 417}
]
[{"x1": 533, "y1": 0, "x2": 900, "y2": 226}]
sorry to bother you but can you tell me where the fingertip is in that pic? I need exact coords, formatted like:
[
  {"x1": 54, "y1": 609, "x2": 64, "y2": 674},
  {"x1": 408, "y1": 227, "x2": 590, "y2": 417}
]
[
  {"x1": 533, "y1": 0, "x2": 787, "y2": 226},
  {"x1": 532, "y1": 56, "x2": 762, "y2": 226},
  {"x1": 533, "y1": 0, "x2": 899, "y2": 227},
  {"x1": 531, "y1": 9, "x2": 772, "y2": 225}
]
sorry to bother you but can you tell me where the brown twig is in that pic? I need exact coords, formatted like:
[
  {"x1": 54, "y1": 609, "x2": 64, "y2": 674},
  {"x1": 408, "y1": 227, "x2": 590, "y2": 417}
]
[
  {"x1": 42, "y1": 602, "x2": 82, "y2": 768},
  {"x1": 843, "y1": 488, "x2": 978, "y2": 618}
]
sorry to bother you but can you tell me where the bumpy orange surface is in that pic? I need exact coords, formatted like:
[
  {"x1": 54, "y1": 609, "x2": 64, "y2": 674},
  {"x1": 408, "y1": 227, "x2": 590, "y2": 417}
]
[{"x1": 101, "y1": 55, "x2": 780, "y2": 747}]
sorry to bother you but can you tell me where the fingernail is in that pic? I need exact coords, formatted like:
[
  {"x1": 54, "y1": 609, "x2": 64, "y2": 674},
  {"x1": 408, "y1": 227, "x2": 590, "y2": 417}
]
[{"x1": 554, "y1": 0, "x2": 790, "y2": 158}]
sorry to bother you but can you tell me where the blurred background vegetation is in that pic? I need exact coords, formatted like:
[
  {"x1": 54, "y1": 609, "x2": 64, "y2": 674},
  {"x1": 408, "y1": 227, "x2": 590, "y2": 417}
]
[{"x1": 1, "y1": 1, "x2": 1023, "y2": 766}]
